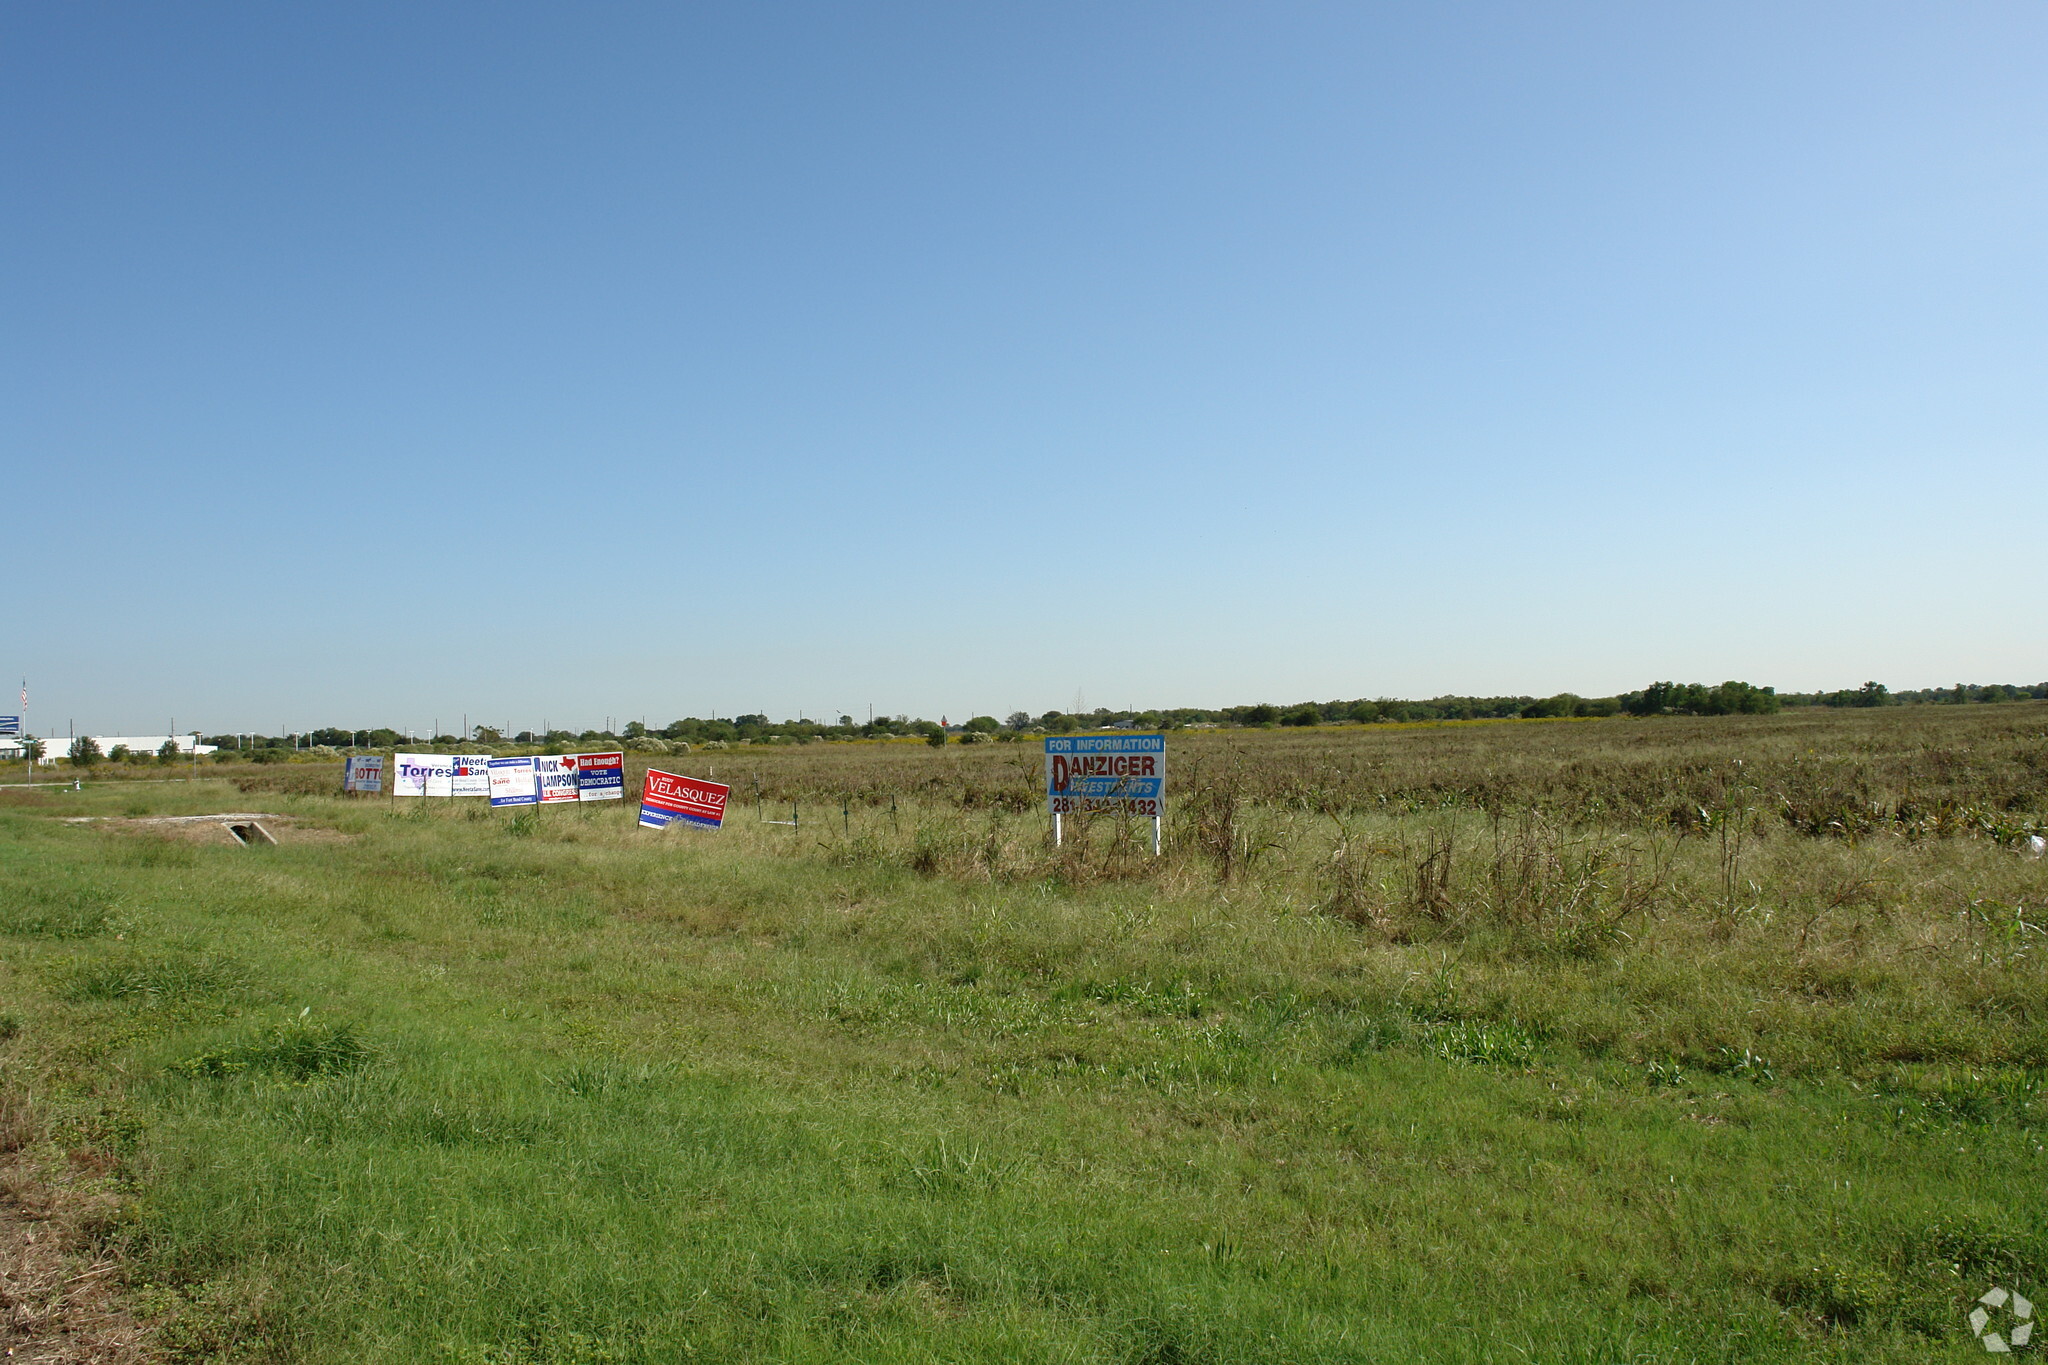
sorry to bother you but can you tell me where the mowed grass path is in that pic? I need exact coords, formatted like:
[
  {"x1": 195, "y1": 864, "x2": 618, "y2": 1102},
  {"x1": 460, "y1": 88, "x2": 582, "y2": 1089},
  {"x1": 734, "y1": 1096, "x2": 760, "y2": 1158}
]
[{"x1": 1, "y1": 738, "x2": 2043, "y2": 1362}]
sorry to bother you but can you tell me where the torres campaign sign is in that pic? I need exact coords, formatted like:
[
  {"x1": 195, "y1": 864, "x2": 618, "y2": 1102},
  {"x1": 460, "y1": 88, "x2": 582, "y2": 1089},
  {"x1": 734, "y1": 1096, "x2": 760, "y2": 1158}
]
[
  {"x1": 535, "y1": 754, "x2": 581, "y2": 804},
  {"x1": 394, "y1": 753, "x2": 456, "y2": 797},
  {"x1": 639, "y1": 769, "x2": 730, "y2": 830},
  {"x1": 487, "y1": 756, "x2": 538, "y2": 807},
  {"x1": 342, "y1": 754, "x2": 384, "y2": 793},
  {"x1": 1044, "y1": 734, "x2": 1166, "y2": 817},
  {"x1": 451, "y1": 754, "x2": 491, "y2": 797},
  {"x1": 576, "y1": 751, "x2": 625, "y2": 801}
]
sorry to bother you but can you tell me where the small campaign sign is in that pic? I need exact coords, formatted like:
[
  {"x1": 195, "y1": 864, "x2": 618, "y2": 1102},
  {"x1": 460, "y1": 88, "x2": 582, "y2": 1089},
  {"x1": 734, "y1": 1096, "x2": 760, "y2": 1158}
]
[
  {"x1": 343, "y1": 754, "x2": 384, "y2": 793},
  {"x1": 576, "y1": 751, "x2": 625, "y2": 802},
  {"x1": 1044, "y1": 733, "x2": 1166, "y2": 817},
  {"x1": 536, "y1": 754, "x2": 581, "y2": 804},
  {"x1": 487, "y1": 756, "x2": 539, "y2": 807},
  {"x1": 394, "y1": 753, "x2": 457, "y2": 797},
  {"x1": 451, "y1": 754, "x2": 491, "y2": 797},
  {"x1": 639, "y1": 769, "x2": 730, "y2": 830}
]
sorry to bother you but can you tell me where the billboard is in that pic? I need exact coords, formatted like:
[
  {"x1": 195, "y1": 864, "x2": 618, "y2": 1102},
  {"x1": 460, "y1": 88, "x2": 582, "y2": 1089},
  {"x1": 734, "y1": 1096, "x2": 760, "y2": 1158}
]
[
  {"x1": 393, "y1": 753, "x2": 456, "y2": 797},
  {"x1": 576, "y1": 751, "x2": 625, "y2": 802},
  {"x1": 1044, "y1": 733, "x2": 1166, "y2": 816},
  {"x1": 0, "y1": 716, "x2": 17, "y2": 736},
  {"x1": 535, "y1": 753, "x2": 581, "y2": 804},
  {"x1": 639, "y1": 769, "x2": 731, "y2": 830},
  {"x1": 343, "y1": 754, "x2": 384, "y2": 793},
  {"x1": 487, "y1": 756, "x2": 538, "y2": 807},
  {"x1": 452, "y1": 754, "x2": 491, "y2": 797}
]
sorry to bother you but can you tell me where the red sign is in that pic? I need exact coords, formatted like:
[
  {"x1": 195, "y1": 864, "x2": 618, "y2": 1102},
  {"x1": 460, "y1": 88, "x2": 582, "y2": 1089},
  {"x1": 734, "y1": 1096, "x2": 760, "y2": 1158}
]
[{"x1": 639, "y1": 769, "x2": 731, "y2": 830}]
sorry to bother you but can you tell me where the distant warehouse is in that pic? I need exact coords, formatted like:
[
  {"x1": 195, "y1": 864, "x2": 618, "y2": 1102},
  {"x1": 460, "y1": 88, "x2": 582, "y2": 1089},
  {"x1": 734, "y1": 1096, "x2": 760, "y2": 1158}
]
[{"x1": 0, "y1": 734, "x2": 218, "y2": 765}]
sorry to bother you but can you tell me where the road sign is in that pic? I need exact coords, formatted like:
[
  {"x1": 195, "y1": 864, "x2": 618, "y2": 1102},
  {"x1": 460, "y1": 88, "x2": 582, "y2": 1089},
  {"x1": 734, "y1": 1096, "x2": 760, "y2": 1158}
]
[
  {"x1": 488, "y1": 756, "x2": 539, "y2": 807},
  {"x1": 639, "y1": 769, "x2": 730, "y2": 829},
  {"x1": 576, "y1": 751, "x2": 625, "y2": 801}
]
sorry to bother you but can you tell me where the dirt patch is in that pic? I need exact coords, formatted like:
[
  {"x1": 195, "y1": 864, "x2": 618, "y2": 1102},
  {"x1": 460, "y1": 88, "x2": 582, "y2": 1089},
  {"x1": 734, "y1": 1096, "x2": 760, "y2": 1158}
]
[{"x1": 0, "y1": 1095, "x2": 147, "y2": 1363}]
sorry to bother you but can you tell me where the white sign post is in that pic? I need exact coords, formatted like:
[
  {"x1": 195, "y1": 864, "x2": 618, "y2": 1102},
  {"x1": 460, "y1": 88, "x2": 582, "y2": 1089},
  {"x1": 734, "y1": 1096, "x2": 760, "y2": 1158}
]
[{"x1": 1044, "y1": 733, "x2": 1166, "y2": 855}]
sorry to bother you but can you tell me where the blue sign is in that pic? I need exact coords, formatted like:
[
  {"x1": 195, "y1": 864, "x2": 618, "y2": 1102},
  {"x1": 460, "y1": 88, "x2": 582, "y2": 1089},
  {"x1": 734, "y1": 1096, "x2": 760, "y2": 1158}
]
[
  {"x1": 487, "y1": 756, "x2": 539, "y2": 807},
  {"x1": 1044, "y1": 733, "x2": 1166, "y2": 815},
  {"x1": 0, "y1": 717, "x2": 17, "y2": 735},
  {"x1": 576, "y1": 751, "x2": 625, "y2": 801}
]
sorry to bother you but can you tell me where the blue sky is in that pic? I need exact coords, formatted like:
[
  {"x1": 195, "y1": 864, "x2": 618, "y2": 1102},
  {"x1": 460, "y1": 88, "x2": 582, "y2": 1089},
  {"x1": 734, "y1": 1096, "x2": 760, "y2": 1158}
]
[{"x1": 6, "y1": 2, "x2": 2044, "y2": 736}]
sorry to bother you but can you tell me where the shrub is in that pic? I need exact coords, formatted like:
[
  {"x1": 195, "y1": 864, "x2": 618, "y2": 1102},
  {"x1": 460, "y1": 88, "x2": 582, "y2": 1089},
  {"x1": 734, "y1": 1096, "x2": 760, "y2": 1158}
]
[{"x1": 173, "y1": 1016, "x2": 372, "y2": 1081}]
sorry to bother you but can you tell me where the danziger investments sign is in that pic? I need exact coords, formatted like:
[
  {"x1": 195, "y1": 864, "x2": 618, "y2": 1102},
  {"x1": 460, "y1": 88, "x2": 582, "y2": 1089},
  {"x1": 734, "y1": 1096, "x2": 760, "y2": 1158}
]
[{"x1": 1043, "y1": 733, "x2": 1166, "y2": 818}]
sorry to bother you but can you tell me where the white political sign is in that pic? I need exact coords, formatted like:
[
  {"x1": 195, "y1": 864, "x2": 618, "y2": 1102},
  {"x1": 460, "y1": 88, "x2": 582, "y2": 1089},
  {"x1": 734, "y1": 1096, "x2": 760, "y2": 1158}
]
[
  {"x1": 452, "y1": 755, "x2": 491, "y2": 797},
  {"x1": 393, "y1": 753, "x2": 456, "y2": 797},
  {"x1": 342, "y1": 754, "x2": 384, "y2": 793},
  {"x1": 535, "y1": 754, "x2": 581, "y2": 804},
  {"x1": 488, "y1": 756, "x2": 538, "y2": 807}
]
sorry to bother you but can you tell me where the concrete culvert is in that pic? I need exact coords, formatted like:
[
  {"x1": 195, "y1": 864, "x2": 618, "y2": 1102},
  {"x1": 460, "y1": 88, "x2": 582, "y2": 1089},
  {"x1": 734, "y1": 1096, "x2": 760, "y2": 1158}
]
[{"x1": 226, "y1": 822, "x2": 277, "y2": 846}]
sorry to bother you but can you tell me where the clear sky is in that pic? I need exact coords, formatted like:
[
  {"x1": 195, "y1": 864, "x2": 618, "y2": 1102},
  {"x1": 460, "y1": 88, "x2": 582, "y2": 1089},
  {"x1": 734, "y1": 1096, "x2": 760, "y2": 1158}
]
[{"x1": 6, "y1": 2, "x2": 2044, "y2": 737}]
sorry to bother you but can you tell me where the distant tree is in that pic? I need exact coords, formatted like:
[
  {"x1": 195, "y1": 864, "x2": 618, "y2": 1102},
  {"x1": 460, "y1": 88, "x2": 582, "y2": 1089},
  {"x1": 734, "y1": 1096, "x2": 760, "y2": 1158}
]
[
  {"x1": 108, "y1": 744, "x2": 131, "y2": 762},
  {"x1": 926, "y1": 729, "x2": 947, "y2": 747},
  {"x1": 1005, "y1": 711, "x2": 1033, "y2": 731},
  {"x1": 623, "y1": 721, "x2": 646, "y2": 739},
  {"x1": 158, "y1": 738, "x2": 182, "y2": 763},
  {"x1": 1623, "y1": 681, "x2": 1777, "y2": 716},
  {"x1": 1280, "y1": 706, "x2": 1319, "y2": 727},
  {"x1": 474, "y1": 726, "x2": 504, "y2": 744},
  {"x1": 69, "y1": 736, "x2": 102, "y2": 767},
  {"x1": 22, "y1": 737, "x2": 46, "y2": 764},
  {"x1": 1237, "y1": 704, "x2": 1279, "y2": 726},
  {"x1": 964, "y1": 715, "x2": 1000, "y2": 733}
]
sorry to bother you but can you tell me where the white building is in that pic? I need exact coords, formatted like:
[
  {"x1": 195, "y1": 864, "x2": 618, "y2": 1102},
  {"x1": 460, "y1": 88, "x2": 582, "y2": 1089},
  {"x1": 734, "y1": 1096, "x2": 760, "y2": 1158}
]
[{"x1": 0, "y1": 734, "x2": 217, "y2": 765}]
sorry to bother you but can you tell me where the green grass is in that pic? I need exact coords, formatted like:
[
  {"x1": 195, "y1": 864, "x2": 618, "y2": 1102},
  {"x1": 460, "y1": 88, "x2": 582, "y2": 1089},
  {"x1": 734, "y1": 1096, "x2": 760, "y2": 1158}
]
[{"x1": 1, "y1": 707, "x2": 2045, "y2": 1362}]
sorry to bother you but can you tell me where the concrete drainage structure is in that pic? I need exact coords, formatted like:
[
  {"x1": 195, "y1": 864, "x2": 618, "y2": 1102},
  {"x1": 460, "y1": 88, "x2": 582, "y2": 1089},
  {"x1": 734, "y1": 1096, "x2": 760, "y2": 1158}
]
[{"x1": 63, "y1": 812, "x2": 287, "y2": 846}]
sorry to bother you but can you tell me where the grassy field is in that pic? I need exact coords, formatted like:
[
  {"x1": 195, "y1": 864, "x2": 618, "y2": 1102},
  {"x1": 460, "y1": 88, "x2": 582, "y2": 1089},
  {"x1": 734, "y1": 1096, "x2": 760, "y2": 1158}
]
[{"x1": 2, "y1": 706, "x2": 2045, "y2": 1362}]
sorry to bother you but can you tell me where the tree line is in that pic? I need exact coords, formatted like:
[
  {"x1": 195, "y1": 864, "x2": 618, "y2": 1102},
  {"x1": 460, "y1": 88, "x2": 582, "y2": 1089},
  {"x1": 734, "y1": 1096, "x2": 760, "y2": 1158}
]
[{"x1": 125, "y1": 678, "x2": 2048, "y2": 759}]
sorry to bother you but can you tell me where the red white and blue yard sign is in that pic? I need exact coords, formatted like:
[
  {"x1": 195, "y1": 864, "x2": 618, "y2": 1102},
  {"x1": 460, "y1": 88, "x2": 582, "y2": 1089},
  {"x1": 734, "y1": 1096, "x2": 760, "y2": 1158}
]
[
  {"x1": 639, "y1": 769, "x2": 730, "y2": 830},
  {"x1": 488, "y1": 756, "x2": 539, "y2": 807},
  {"x1": 343, "y1": 754, "x2": 384, "y2": 793},
  {"x1": 536, "y1": 754, "x2": 581, "y2": 804},
  {"x1": 452, "y1": 754, "x2": 491, "y2": 797},
  {"x1": 576, "y1": 751, "x2": 625, "y2": 801}
]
